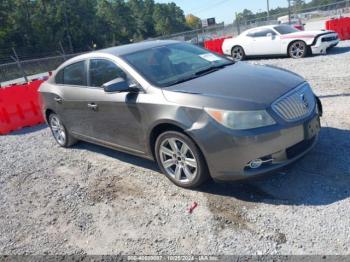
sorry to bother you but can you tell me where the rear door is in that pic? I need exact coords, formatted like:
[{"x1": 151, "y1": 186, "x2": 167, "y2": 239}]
[{"x1": 53, "y1": 60, "x2": 96, "y2": 137}]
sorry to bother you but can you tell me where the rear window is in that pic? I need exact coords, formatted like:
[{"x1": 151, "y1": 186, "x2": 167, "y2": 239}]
[
  {"x1": 55, "y1": 61, "x2": 87, "y2": 86},
  {"x1": 274, "y1": 25, "x2": 299, "y2": 35},
  {"x1": 55, "y1": 69, "x2": 64, "y2": 84}
]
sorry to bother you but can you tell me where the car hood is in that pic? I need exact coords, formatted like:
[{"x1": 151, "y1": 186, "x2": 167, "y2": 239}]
[{"x1": 162, "y1": 62, "x2": 305, "y2": 111}]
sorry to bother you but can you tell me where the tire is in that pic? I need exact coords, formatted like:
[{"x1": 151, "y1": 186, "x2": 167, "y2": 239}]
[
  {"x1": 48, "y1": 113, "x2": 77, "y2": 148},
  {"x1": 288, "y1": 41, "x2": 307, "y2": 59},
  {"x1": 231, "y1": 46, "x2": 246, "y2": 61},
  {"x1": 155, "y1": 131, "x2": 209, "y2": 189}
]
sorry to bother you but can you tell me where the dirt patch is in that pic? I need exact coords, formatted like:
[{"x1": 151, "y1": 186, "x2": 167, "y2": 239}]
[
  {"x1": 87, "y1": 175, "x2": 144, "y2": 203},
  {"x1": 207, "y1": 194, "x2": 254, "y2": 232}
]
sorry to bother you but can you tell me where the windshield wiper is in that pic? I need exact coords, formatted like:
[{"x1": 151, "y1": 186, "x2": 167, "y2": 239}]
[
  {"x1": 194, "y1": 62, "x2": 235, "y2": 76},
  {"x1": 166, "y1": 62, "x2": 235, "y2": 86},
  {"x1": 171, "y1": 90, "x2": 202, "y2": 95},
  {"x1": 167, "y1": 75, "x2": 201, "y2": 86}
]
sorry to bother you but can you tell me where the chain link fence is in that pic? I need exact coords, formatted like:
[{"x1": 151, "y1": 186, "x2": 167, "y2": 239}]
[
  {"x1": 0, "y1": 52, "x2": 85, "y2": 85},
  {"x1": 1, "y1": 0, "x2": 350, "y2": 86}
]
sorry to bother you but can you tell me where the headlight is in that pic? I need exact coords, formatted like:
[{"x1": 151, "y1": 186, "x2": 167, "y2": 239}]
[{"x1": 205, "y1": 108, "x2": 276, "y2": 130}]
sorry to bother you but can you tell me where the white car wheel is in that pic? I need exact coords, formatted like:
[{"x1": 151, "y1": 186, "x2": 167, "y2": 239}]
[
  {"x1": 288, "y1": 41, "x2": 307, "y2": 59},
  {"x1": 231, "y1": 46, "x2": 245, "y2": 61}
]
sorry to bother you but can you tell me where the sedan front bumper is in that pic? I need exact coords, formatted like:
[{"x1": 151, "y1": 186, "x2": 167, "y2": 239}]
[{"x1": 187, "y1": 112, "x2": 320, "y2": 181}]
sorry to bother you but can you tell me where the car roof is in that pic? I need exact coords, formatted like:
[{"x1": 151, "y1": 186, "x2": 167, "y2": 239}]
[
  {"x1": 55, "y1": 40, "x2": 180, "y2": 70},
  {"x1": 99, "y1": 40, "x2": 179, "y2": 57},
  {"x1": 242, "y1": 24, "x2": 293, "y2": 35},
  {"x1": 245, "y1": 25, "x2": 276, "y2": 32}
]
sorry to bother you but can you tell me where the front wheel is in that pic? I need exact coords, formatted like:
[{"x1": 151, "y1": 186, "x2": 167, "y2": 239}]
[
  {"x1": 155, "y1": 131, "x2": 209, "y2": 188},
  {"x1": 288, "y1": 41, "x2": 307, "y2": 59}
]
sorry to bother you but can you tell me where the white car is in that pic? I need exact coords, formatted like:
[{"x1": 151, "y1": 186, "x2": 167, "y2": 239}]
[{"x1": 222, "y1": 24, "x2": 339, "y2": 60}]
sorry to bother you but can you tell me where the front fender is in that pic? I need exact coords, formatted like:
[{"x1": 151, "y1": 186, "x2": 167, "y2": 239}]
[{"x1": 222, "y1": 38, "x2": 242, "y2": 55}]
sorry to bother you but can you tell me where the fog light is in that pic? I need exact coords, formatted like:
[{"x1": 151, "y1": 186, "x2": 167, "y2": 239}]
[{"x1": 248, "y1": 159, "x2": 263, "y2": 169}]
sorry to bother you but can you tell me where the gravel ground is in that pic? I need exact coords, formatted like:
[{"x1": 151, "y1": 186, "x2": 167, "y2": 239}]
[{"x1": 1, "y1": 41, "x2": 350, "y2": 256}]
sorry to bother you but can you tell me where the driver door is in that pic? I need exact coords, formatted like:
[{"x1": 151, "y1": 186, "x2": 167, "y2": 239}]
[
  {"x1": 249, "y1": 28, "x2": 282, "y2": 55},
  {"x1": 84, "y1": 58, "x2": 145, "y2": 152}
]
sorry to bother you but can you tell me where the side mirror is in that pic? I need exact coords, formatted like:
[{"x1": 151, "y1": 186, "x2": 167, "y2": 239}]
[
  {"x1": 266, "y1": 33, "x2": 274, "y2": 39},
  {"x1": 103, "y1": 78, "x2": 139, "y2": 93}
]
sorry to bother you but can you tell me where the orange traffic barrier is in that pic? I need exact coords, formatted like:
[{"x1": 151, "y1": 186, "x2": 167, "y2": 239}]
[
  {"x1": 326, "y1": 17, "x2": 350, "y2": 40},
  {"x1": 204, "y1": 36, "x2": 232, "y2": 55},
  {"x1": 0, "y1": 80, "x2": 45, "y2": 135}
]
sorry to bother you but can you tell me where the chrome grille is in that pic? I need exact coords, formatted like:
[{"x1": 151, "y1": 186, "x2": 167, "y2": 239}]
[
  {"x1": 272, "y1": 84, "x2": 316, "y2": 122},
  {"x1": 322, "y1": 35, "x2": 338, "y2": 42}
]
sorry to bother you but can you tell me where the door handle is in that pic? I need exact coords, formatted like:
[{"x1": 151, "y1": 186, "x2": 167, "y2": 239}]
[
  {"x1": 87, "y1": 103, "x2": 98, "y2": 111},
  {"x1": 54, "y1": 97, "x2": 63, "y2": 103}
]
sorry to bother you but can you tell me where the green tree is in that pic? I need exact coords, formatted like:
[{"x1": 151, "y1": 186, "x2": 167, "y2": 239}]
[
  {"x1": 153, "y1": 2, "x2": 188, "y2": 35},
  {"x1": 0, "y1": 0, "x2": 191, "y2": 57},
  {"x1": 96, "y1": 0, "x2": 135, "y2": 46},
  {"x1": 236, "y1": 9, "x2": 255, "y2": 23},
  {"x1": 0, "y1": 0, "x2": 15, "y2": 48},
  {"x1": 292, "y1": 0, "x2": 306, "y2": 13},
  {"x1": 186, "y1": 14, "x2": 202, "y2": 29},
  {"x1": 127, "y1": 0, "x2": 155, "y2": 41}
]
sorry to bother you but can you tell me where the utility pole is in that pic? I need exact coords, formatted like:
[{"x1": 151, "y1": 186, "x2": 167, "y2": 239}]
[
  {"x1": 288, "y1": 0, "x2": 291, "y2": 24},
  {"x1": 235, "y1": 12, "x2": 241, "y2": 35},
  {"x1": 267, "y1": 0, "x2": 270, "y2": 21}
]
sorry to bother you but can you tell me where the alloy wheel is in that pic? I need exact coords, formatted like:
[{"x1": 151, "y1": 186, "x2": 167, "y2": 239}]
[
  {"x1": 159, "y1": 138, "x2": 198, "y2": 183},
  {"x1": 232, "y1": 46, "x2": 244, "y2": 61},
  {"x1": 290, "y1": 41, "x2": 306, "y2": 58},
  {"x1": 50, "y1": 115, "x2": 66, "y2": 146}
]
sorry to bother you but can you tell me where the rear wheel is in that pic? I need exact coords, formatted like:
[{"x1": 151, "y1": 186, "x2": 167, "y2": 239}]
[
  {"x1": 49, "y1": 113, "x2": 77, "y2": 147},
  {"x1": 155, "y1": 131, "x2": 209, "y2": 188},
  {"x1": 288, "y1": 41, "x2": 307, "y2": 58},
  {"x1": 231, "y1": 46, "x2": 246, "y2": 61}
]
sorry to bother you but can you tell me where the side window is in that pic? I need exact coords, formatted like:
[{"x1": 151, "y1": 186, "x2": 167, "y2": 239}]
[
  {"x1": 89, "y1": 59, "x2": 126, "y2": 87},
  {"x1": 62, "y1": 61, "x2": 87, "y2": 86},
  {"x1": 254, "y1": 29, "x2": 276, "y2": 37},
  {"x1": 55, "y1": 69, "x2": 64, "y2": 84},
  {"x1": 246, "y1": 30, "x2": 257, "y2": 37}
]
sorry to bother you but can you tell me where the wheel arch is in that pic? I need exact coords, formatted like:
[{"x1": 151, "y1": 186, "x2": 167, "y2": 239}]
[
  {"x1": 148, "y1": 121, "x2": 186, "y2": 158},
  {"x1": 148, "y1": 120, "x2": 212, "y2": 177},
  {"x1": 45, "y1": 108, "x2": 56, "y2": 123},
  {"x1": 287, "y1": 39, "x2": 309, "y2": 56},
  {"x1": 231, "y1": 44, "x2": 245, "y2": 53}
]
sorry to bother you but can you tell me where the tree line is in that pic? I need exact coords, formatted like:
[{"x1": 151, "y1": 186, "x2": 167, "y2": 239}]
[{"x1": 0, "y1": 0, "x2": 202, "y2": 58}]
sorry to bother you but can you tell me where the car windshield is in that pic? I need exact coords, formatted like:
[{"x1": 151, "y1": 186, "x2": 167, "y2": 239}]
[
  {"x1": 274, "y1": 25, "x2": 299, "y2": 35},
  {"x1": 122, "y1": 43, "x2": 233, "y2": 87}
]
